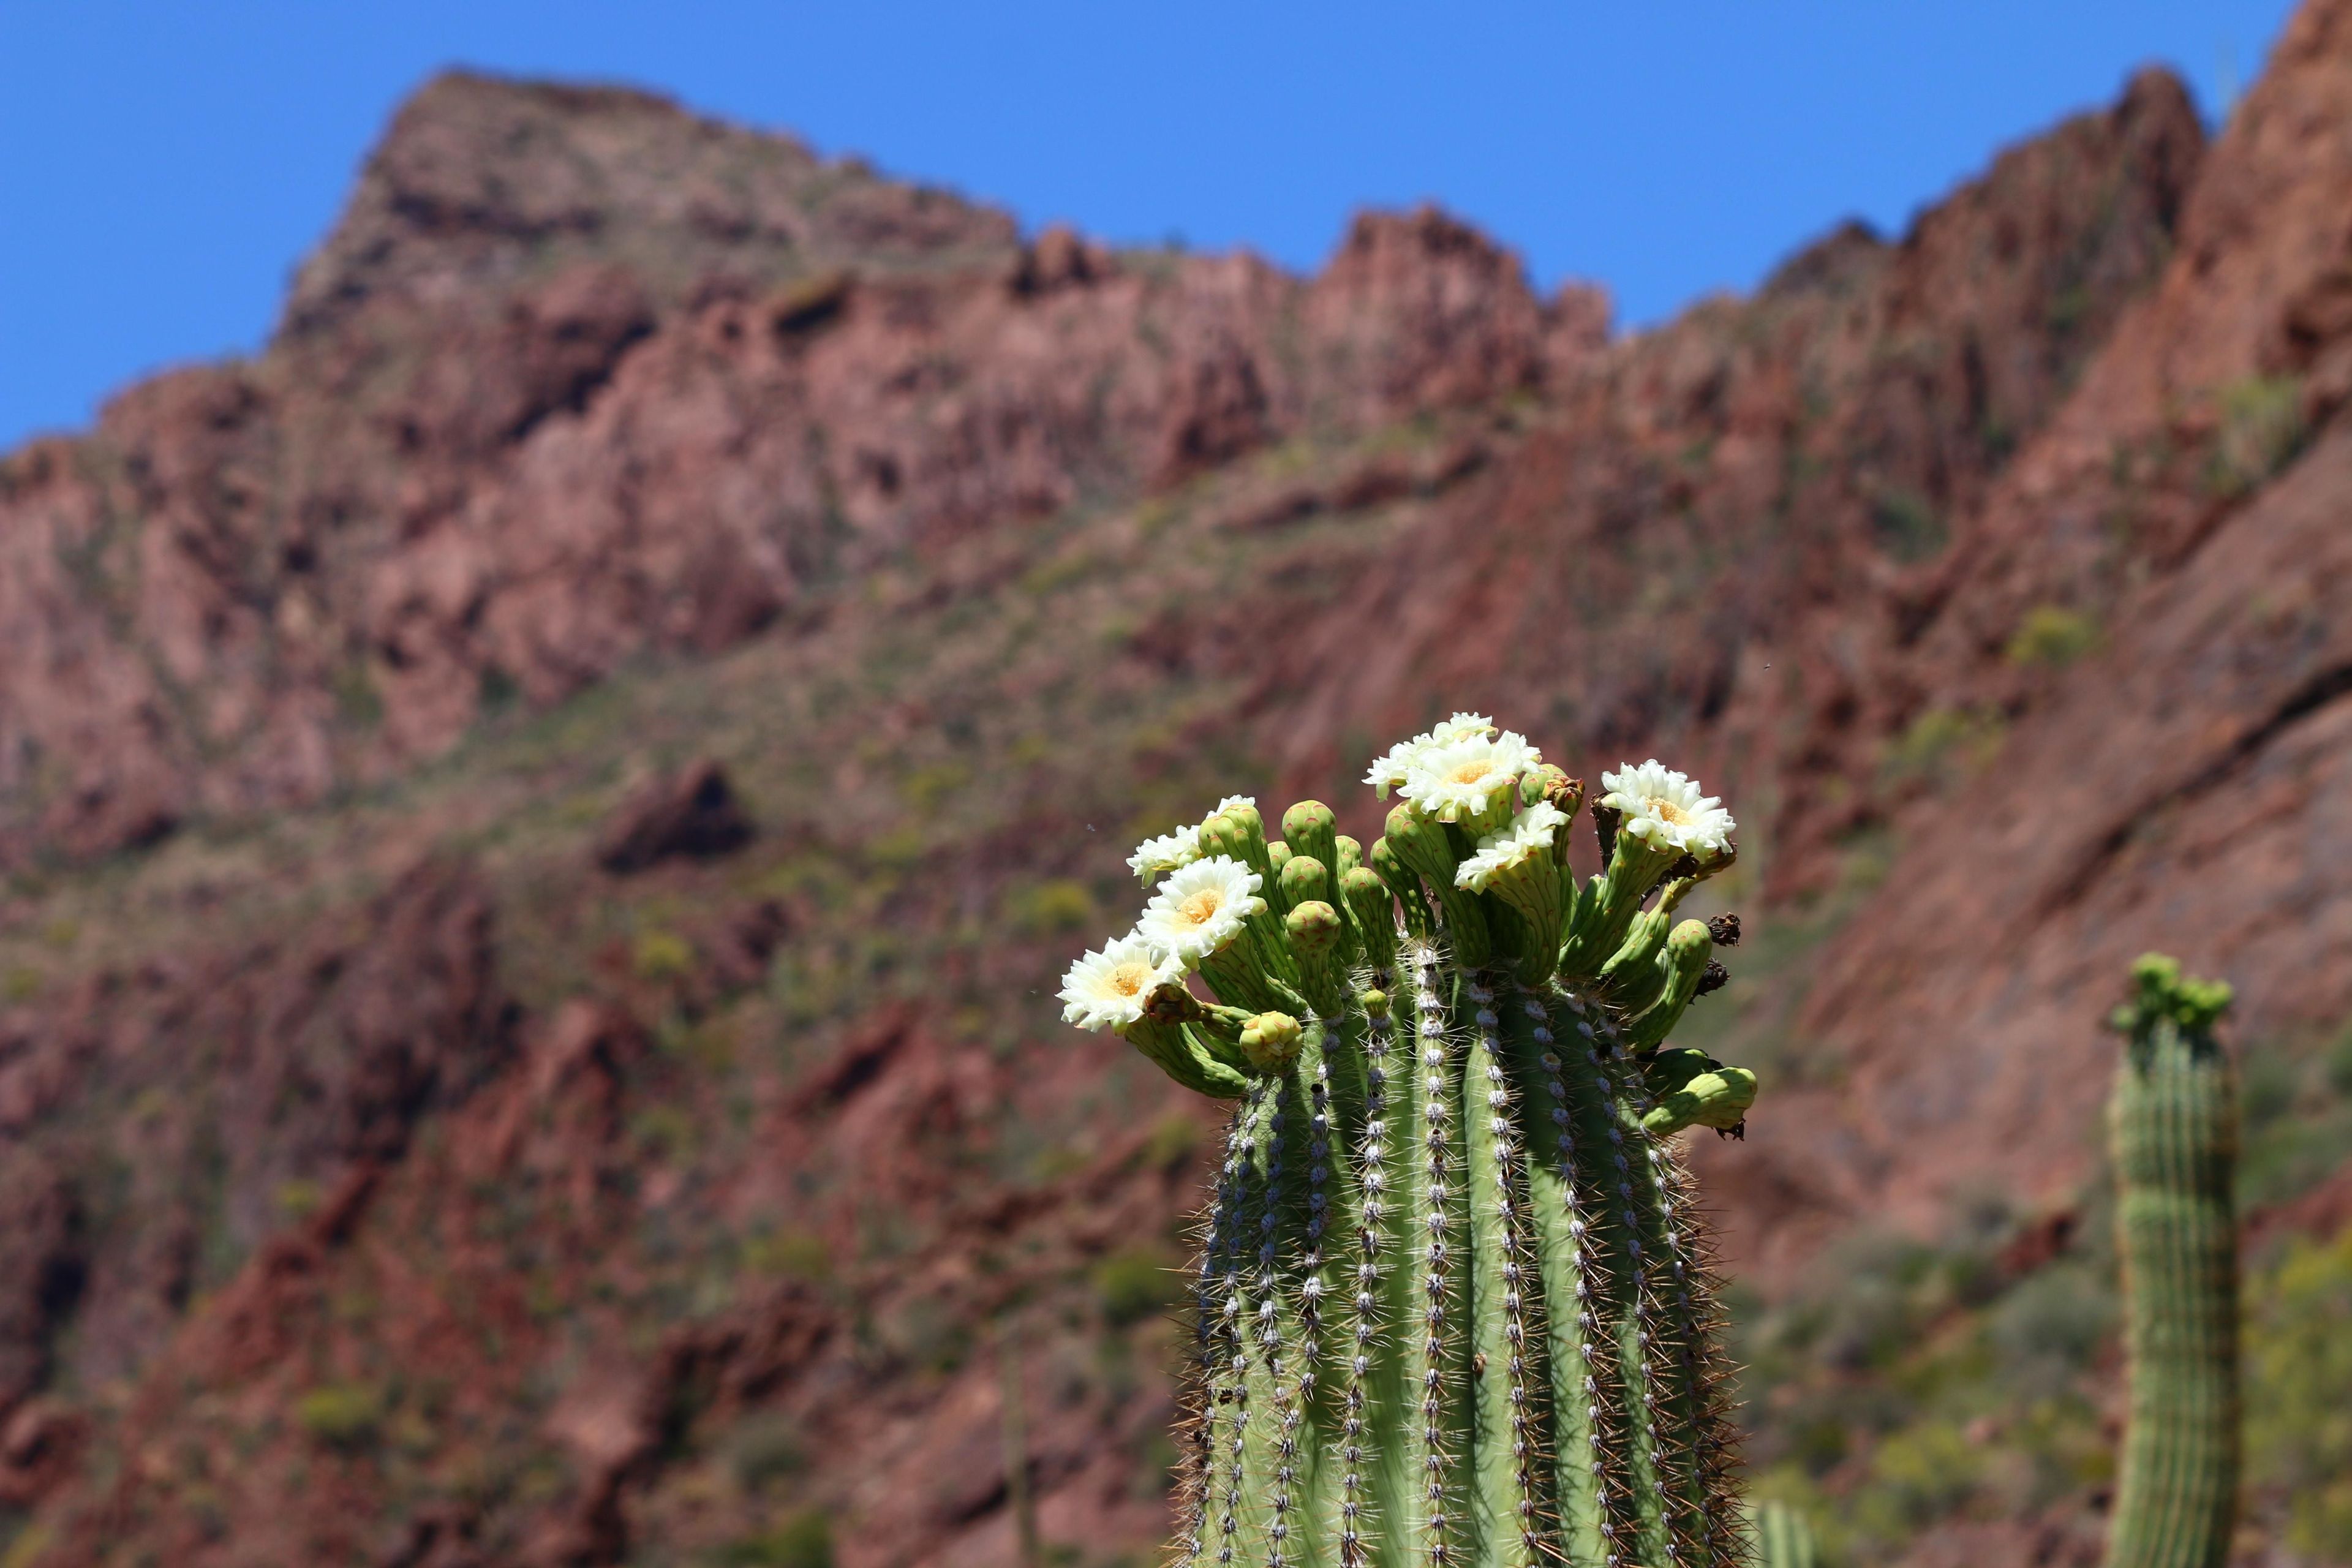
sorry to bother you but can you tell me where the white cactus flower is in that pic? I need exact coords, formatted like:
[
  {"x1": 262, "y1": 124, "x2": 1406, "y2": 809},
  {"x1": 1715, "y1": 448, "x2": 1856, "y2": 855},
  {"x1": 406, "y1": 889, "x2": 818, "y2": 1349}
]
[
  {"x1": 1127, "y1": 824, "x2": 1202, "y2": 881},
  {"x1": 1362, "y1": 712, "x2": 1498, "y2": 796},
  {"x1": 1059, "y1": 934, "x2": 1191, "y2": 1032},
  {"x1": 1137, "y1": 856, "x2": 1265, "y2": 962},
  {"x1": 1455, "y1": 801, "x2": 1569, "y2": 891},
  {"x1": 1400, "y1": 730, "x2": 1541, "y2": 824},
  {"x1": 1599, "y1": 760, "x2": 1735, "y2": 856}
]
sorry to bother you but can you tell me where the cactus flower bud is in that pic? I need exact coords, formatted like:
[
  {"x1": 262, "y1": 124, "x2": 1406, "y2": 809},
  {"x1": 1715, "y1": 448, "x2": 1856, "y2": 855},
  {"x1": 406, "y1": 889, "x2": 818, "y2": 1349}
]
[
  {"x1": 1197, "y1": 812, "x2": 1251, "y2": 865},
  {"x1": 1143, "y1": 981, "x2": 1205, "y2": 1026},
  {"x1": 1383, "y1": 801, "x2": 1455, "y2": 884},
  {"x1": 1642, "y1": 1046, "x2": 1717, "y2": 1099},
  {"x1": 1238, "y1": 1011, "x2": 1304, "y2": 1071},
  {"x1": 1333, "y1": 834, "x2": 1363, "y2": 876},
  {"x1": 1280, "y1": 853, "x2": 1330, "y2": 907},
  {"x1": 1208, "y1": 797, "x2": 1267, "y2": 857},
  {"x1": 1285, "y1": 899, "x2": 1343, "y2": 957},
  {"x1": 1281, "y1": 799, "x2": 1340, "y2": 874},
  {"x1": 1642, "y1": 1067, "x2": 1758, "y2": 1136}
]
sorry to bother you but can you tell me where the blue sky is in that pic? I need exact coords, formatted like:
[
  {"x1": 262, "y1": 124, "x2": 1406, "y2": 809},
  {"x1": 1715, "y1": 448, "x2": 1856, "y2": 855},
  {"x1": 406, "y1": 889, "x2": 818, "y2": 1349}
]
[{"x1": 0, "y1": 1, "x2": 2301, "y2": 450}]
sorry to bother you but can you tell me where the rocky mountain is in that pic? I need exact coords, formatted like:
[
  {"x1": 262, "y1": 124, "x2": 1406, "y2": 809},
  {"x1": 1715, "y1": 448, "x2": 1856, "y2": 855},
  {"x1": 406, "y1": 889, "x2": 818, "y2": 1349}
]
[{"x1": 3, "y1": 4, "x2": 2352, "y2": 1562}]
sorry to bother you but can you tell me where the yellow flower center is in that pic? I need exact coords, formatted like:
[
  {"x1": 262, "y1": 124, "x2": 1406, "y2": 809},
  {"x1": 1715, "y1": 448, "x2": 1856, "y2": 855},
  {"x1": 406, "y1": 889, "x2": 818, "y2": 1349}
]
[
  {"x1": 1643, "y1": 795, "x2": 1691, "y2": 826},
  {"x1": 1448, "y1": 760, "x2": 1498, "y2": 786},
  {"x1": 1177, "y1": 889, "x2": 1225, "y2": 927},
  {"x1": 1108, "y1": 960, "x2": 1156, "y2": 998}
]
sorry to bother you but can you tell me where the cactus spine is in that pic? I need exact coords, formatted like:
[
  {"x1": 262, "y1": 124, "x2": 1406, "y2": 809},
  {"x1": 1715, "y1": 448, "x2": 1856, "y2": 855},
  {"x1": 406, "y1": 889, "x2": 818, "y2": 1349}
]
[
  {"x1": 2103, "y1": 954, "x2": 2239, "y2": 1568},
  {"x1": 1062, "y1": 723, "x2": 1763, "y2": 1567}
]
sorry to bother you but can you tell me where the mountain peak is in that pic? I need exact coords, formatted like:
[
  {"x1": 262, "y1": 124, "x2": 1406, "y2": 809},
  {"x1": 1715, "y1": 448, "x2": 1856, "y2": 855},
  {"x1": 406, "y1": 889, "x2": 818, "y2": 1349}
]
[{"x1": 281, "y1": 68, "x2": 1019, "y2": 339}]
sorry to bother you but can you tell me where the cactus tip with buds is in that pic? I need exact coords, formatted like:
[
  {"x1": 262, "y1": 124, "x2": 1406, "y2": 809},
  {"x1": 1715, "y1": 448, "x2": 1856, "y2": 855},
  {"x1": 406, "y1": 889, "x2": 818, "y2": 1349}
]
[
  {"x1": 2103, "y1": 954, "x2": 2239, "y2": 1568},
  {"x1": 1061, "y1": 718, "x2": 1765, "y2": 1567}
]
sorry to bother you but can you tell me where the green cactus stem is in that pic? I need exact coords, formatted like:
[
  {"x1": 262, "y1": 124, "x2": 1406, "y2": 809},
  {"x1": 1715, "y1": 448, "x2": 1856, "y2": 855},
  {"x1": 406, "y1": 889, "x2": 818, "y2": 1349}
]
[
  {"x1": 1063, "y1": 723, "x2": 1763, "y2": 1567},
  {"x1": 2103, "y1": 954, "x2": 2240, "y2": 1568},
  {"x1": 1747, "y1": 1500, "x2": 1820, "y2": 1568}
]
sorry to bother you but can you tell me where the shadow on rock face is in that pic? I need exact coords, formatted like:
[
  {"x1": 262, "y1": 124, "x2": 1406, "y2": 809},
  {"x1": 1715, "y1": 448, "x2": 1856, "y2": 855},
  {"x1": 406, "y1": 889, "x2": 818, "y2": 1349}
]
[{"x1": 595, "y1": 758, "x2": 755, "y2": 874}]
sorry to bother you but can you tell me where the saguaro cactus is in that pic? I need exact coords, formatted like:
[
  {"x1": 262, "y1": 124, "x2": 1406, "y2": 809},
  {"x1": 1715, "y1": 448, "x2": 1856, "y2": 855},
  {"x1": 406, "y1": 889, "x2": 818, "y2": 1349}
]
[
  {"x1": 2102, "y1": 954, "x2": 2239, "y2": 1568},
  {"x1": 1747, "y1": 1501, "x2": 1819, "y2": 1568},
  {"x1": 1060, "y1": 717, "x2": 1761, "y2": 1568}
]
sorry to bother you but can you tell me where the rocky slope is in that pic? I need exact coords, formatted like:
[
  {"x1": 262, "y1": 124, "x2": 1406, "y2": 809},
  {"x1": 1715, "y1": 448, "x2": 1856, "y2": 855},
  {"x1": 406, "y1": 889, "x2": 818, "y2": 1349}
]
[{"x1": 2, "y1": 6, "x2": 2352, "y2": 1562}]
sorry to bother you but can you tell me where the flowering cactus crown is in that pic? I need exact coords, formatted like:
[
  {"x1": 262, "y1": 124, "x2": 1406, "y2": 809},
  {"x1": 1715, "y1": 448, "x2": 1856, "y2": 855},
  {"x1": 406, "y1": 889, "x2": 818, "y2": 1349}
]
[{"x1": 1059, "y1": 716, "x2": 1766, "y2": 1568}]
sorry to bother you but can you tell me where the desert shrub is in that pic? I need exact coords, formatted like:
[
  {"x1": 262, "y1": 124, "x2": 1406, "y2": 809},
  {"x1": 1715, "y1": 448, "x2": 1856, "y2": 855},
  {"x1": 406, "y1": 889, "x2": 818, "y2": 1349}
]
[
  {"x1": 1008, "y1": 878, "x2": 1095, "y2": 935},
  {"x1": 727, "y1": 1413, "x2": 807, "y2": 1494},
  {"x1": 1869, "y1": 488, "x2": 1947, "y2": 563},
  {"x1": 296, "y1": 1382, "x2": 383, "y2": 1451},
  {"x1": 2003, "y1": 605, "x2": 2100, "y2": 668},
  {"x1": 633, "y1": 929, "x2": 696, "y2": 982},
  {"x1": 1987, "y1": 1260, "x2": 2114, "y2": 1384},
  {"x1": 1093, "y1": 1248, "x2": 1176, "y2": 1328},
  {"x1": 1853, "y1": 1420, "x2": 1985, "y2": 1538},
  {"x1": 2206, "y1": 374, "x2": 2305, "y2": 498},
  {"x1": 1882, "y1": 707, "x2": 2004, "y2": 787},
  {"x1": 1141, "y1": 1111, "x2": 1199, "y2": 1172},
  {"x1": 711, "y1": 1511, "x2": 833, "y2": 1568},
  {"x1": 742, "y1": 1227, "x2": 832, "y2": 1281},
  {"x1": 2245, "y1": 1229, "x2": 2352, "y2": 1559}
]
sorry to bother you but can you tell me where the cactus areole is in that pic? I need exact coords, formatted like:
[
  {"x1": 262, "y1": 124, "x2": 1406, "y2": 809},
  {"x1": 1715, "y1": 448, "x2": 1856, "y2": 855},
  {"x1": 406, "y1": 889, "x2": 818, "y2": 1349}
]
[
  {"x1": 2103, "y1": 956, "x2": 2240, "y2": 1568},
  {"x1": 1060, "y1": 717, "x2": 1761, "y2": 1568}
]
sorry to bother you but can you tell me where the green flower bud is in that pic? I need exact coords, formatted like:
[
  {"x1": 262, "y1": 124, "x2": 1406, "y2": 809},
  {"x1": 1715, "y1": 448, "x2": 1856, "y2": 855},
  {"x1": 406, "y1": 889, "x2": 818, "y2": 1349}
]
[
  {"x1": 1642, "y1": 1066, "x2": 1757, "y2": 1136},
  {"x1": 1238, "y1": 1011, "x2": 1304, "y2": 1071},
  {"x1": 1359, "y1": 987, "x2": 1389, "y2": 1019},
  {"x1": 1520, "y1": 763, "x2": 1569, "y2": 809},
  {"x1": 1642, "y1": 1046, "x2": 1717, "y2": 1100},
  {"x1": 1285, "y1": 899, "x2": 1343, "y2": 957},
  {"x1": 1383, "y1": 801, "x2": 1457, "y2": 884},
  {"x1": 1284, "y1": 899, "x2": 1349, "y2": 1016},
  {"x1": 1144, "y1": 981, "x2": 1205, "y2": 1027},
  {"x1": 1281, "y1": 799, "x2": 1339, "y2": 875},
  {"x1": 1199, "y1": 812, "x2": 1250, "y2": 864},
  {"x1": 1280, "y1": 853, "x2": 1330, "y2": 907},
  {"x1": 1333, "y1": 834, "x2": 1363, "y2": 876},
  {"x1": 1267, "y1": 840, "x2": 1294, "y2": 874},
  {"x1": 2116, "y1": 951, "x2": 2234, "y2": 1040},
  {"x1": 1219, "y1": 799, "x2": 1267, "y2": 845}
]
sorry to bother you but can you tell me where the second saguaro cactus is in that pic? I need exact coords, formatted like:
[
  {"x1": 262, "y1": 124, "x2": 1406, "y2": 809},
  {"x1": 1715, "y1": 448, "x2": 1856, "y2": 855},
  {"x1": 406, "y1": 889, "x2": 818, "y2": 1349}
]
[
  {"x1": 1060, "y1": 717, "x2": 1760, "y2": 1568},
  {"x1": 1748, "y1": 1501, "x2": 1820, "y2": 1568},
  {"x1": 2102, "y1": 954, "x2": 2240, "y2": 1568}
]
